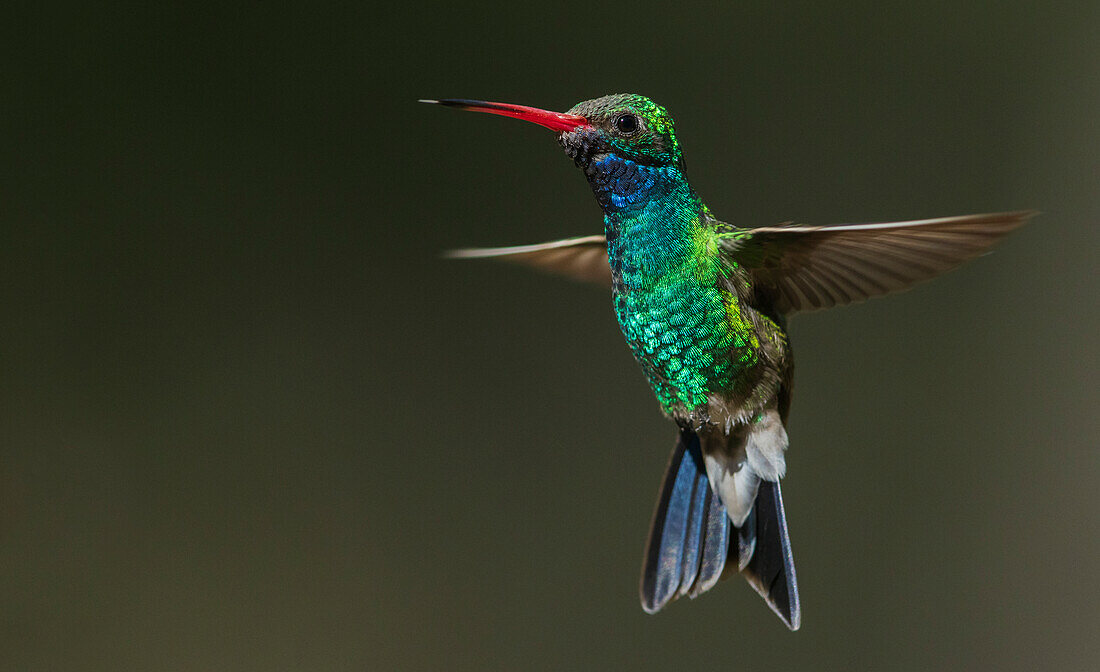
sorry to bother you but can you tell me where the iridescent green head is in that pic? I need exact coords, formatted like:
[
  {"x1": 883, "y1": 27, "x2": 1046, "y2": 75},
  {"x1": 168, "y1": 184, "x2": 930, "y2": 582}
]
[{"x1": 561, "y1": 94, "x2": 681, "y2": 168}]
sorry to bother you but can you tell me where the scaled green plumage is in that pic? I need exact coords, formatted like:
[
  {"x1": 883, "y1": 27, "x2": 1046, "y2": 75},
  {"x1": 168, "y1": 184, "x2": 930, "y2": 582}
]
[{"x1": 565, "y1": 95, "x2": 786, "y2": 421}]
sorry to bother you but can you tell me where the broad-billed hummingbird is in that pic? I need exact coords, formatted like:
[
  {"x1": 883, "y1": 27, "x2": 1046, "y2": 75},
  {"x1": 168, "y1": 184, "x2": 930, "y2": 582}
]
[{"x1": 422, "y1": 94, "x2": 1032, "y2": 630}]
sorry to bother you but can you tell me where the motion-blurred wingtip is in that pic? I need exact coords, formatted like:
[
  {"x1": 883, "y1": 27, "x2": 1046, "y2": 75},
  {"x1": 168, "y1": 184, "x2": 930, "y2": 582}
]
[
  {"x1": 1005, "y1": 209, "x2": 1040, "y2": 224},
  {"x1": 441, "y1": 248, "x2": 488, "y2": 259}
]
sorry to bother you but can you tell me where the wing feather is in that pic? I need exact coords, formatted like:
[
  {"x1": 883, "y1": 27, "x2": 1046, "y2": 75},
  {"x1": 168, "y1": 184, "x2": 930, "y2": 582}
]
[
  {"x1": 725, "y1": 211, "x2": 1035, "y2": 313},
  {"x1": 445, "y1": 235, "x2": 611, "y2": 285}
]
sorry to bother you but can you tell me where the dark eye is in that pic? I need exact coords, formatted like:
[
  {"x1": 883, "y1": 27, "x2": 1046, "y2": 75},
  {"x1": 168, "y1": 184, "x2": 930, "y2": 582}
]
[{"x1": 615, "y1": 113, "x2": 639, "y2": 135}]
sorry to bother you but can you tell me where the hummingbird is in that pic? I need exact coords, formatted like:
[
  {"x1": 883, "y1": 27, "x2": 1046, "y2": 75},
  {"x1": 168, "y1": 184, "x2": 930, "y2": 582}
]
[{"x1": 422, "y1": 94, "x2": 1033, "y2": 630}]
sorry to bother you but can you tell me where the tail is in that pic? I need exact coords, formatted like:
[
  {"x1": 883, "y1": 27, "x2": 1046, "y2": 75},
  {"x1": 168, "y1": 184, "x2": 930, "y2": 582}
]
[
  {"x1": 640, "y1": 430, "x2": 728, "y2": 612},
  {"x1": 640, "y1": 428, "x2": 800, "y2": 630},
  {"x1": 741, "y1": 480, "x2": 801, "y2": 629}
]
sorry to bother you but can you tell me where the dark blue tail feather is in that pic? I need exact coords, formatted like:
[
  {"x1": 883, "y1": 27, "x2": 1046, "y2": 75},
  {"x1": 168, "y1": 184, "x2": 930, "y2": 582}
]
[
  {"x1": 640, "y1": 430, "x2": 714, "y2": 612},
  {"x1": 741, "y1": 480, "x2": 800, "y2": 629},
  {"x1": 640, "y1": 428, "x2": 800, "y2": 630}
]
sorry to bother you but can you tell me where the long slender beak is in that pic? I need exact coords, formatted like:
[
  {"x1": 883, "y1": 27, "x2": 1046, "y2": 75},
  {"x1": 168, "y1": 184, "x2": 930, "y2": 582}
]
[{"x1": 419, "y1": 98, "x2": 590, "y2": 133}]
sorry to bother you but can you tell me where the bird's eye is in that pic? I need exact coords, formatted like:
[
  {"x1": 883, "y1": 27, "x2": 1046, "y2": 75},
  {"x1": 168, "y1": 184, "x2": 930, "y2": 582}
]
[{"x1": 615, "y1": 114, "x2": 639, "y2": 135}]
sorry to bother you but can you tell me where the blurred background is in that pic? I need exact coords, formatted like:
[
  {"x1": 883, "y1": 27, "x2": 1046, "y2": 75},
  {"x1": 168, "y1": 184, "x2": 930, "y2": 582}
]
[{"x1": 2, "y1": 2, "x2": 1097, "y2": 670}]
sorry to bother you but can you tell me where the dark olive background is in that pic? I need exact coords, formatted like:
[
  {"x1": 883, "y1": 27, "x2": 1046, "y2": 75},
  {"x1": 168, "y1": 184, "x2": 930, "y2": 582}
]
[{"x1": 2, "y1": 2, "x2": 1098, "y2": 670}]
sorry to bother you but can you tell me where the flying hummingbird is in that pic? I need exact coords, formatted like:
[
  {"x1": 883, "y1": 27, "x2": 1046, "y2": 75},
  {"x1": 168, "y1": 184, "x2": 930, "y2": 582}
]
[{"x1": 422, "y1": 94, "x2": 1033, "y2": 630}]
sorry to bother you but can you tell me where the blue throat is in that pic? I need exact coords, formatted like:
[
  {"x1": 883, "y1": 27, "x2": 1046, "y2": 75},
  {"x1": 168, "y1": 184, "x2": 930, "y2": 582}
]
[
  {"x1": 582, "y1": 154, "x2": 704, "y2": 285},
  {"x1": 584, "y1": 154, "x2": 684, "y2": 213}
]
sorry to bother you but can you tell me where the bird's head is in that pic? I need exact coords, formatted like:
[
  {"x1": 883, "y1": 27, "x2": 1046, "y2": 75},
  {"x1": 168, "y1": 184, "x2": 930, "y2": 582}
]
[
  {"x1": 561, "y1": 94, "x2": 681, "y2": 169},
  {"x1": 421, "y1": 94, "x2": 683, "y2": 170}
]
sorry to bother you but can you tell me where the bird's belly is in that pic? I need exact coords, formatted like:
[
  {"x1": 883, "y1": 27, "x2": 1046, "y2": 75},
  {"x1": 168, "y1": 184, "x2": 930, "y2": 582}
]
[{"x1": 613, "y1": 283, "x2": 761, "y2": 416}]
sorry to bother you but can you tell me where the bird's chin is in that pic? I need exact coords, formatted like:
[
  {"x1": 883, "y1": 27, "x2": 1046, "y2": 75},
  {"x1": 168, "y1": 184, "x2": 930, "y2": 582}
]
[{"x1": 559, "y1": 130, "x2": 600, "y2": 169}]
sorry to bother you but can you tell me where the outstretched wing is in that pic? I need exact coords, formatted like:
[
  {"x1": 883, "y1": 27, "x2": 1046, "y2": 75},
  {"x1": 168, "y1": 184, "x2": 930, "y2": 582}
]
[
  {"x1": 445, "y1": 235, "x2": 611, "y2": 285},
  {"x1": 724, "y1": 211, "x2": 1036, "y2": 314}
]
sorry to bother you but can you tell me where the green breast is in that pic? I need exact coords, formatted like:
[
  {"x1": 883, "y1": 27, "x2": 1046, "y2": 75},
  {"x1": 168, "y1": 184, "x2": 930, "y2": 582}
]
[
  {"x1": 586, "y1": 153, "x2": 763, "y2": 416},
  {"x1": 607, "y1": 206, "x2": 760, "y2": 415}
]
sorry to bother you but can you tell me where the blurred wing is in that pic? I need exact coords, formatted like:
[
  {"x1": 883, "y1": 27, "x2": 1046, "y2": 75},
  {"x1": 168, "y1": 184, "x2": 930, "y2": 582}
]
[
  {"x1": 446, "y1": 235, "x2": 611, "y2": 285},
  {"x1": 725, "y1": 211, "x2": 1036, "y2": 314}
]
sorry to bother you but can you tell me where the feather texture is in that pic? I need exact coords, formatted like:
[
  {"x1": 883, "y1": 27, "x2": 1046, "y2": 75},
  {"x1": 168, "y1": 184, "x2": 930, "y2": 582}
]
[
  {"x1": 725, "y1": 210, "x2": 1036, "y2": 313},
  {"x1": 642, "y1": 429, "x2": 800, "y2": 629},
  {"x1": 641, "y1": 430, "x2": 727, "y2": 613}
]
